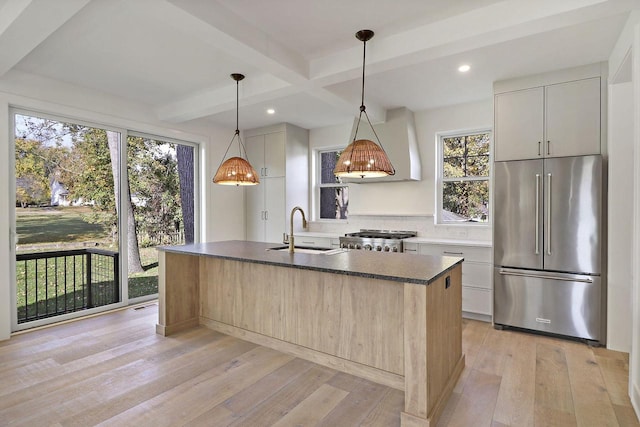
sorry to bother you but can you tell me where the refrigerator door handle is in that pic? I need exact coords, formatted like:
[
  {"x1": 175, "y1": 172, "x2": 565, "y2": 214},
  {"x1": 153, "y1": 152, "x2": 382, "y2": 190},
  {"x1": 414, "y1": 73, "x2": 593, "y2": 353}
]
[
  {"x1": 546, "y1": 173, "x2": 552, "y2": 255},
  {"x1": 535, "y1": 174, "x2": 540, "y2": 254},
  {"x1": 498, "y1": 268, "x2": 594, "y2": 283}
]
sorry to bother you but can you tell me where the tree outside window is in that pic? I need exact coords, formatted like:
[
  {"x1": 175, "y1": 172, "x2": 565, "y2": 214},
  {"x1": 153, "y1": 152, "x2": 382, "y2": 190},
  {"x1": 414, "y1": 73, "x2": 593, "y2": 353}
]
[
  {"x1": 318, "y1": 150, "x2": 348, "y2": 219},
  {"x1": 440, "y1": 131, "x2": 491, "y2": 223}
]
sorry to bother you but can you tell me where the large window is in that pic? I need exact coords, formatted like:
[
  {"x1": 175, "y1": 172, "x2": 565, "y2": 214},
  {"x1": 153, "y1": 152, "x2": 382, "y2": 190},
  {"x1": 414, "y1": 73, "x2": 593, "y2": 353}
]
[
  {"x1": 11, "y1": 110, "x2": 198, "y2": 330},
  {"x1": 318, "y1": 150, "x2": 348, "y2": 219},
  {"x1": 438, "y1": 130, "x2": 491, "y2": 224}
]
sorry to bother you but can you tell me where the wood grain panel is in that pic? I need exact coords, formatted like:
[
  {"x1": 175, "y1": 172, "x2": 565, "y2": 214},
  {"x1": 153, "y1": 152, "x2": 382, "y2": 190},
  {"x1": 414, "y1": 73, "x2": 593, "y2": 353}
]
[
  {"x1": 157, "y1": 252, "x2": 199, "y2": 335},
  {"x1": 403, "y1": 264, "x2": 464, "y2": 426},
  {"x1": 200, "y1": 318, "x2": 404, "y2": 390},
  {"x1": 534, "y1": 342, "x2": 577, "y2": 426},
  {"x1": 562, "y1": 340, "x2": 619, "y2": 426},
  {"x1": 492, "y1": 331, "x2": 536, "y2": 426},
  {"x1": 425, "y1": 265, "x2": 463, "y2": 418},
  {"x1": 199, "y1": 258, "x2": 404, "y2": 376},
  {"x1": 404, "y1": 282, "x2": 428, "y2": 419}
]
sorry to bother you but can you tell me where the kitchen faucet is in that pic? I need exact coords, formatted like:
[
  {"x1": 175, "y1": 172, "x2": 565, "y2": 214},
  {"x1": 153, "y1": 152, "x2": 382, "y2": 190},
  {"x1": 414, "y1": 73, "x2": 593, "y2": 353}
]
[{"x1": 289, "y1": 206, "x2": 307, "y2": 253}]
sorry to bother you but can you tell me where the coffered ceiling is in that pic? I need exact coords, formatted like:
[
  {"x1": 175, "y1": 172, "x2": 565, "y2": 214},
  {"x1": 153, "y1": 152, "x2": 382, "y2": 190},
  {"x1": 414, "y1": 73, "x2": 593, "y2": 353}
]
[{"x1": 0, "y1": 0, "x2": 637, "y2": 130}]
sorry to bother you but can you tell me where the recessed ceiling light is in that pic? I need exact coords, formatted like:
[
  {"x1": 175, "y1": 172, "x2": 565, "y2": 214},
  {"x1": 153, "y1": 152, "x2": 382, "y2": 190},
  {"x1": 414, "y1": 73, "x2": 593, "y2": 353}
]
[
  {"x1": 458, "y1": 64, "x2": 471, "y2": 73},
  {"x1": 266, "y1": 108, "x2": 276, "y2": 115}
]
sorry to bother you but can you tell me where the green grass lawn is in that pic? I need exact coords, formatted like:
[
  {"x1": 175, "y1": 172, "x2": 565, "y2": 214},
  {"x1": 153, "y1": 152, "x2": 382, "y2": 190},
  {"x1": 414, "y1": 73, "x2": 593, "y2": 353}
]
[
  {"x1": 16, "y1": 206, "x2": 162, "y2": 319},
  {"x1": 16, "y1": 206, "x2": 111, "y2": 246}
]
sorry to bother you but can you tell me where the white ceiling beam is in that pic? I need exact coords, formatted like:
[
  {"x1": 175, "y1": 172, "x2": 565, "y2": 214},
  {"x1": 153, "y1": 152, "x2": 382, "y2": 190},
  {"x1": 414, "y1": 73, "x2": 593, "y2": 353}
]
[
  {"x1": 156, "y1": 73, "x2": 298, "y2": 123},
  {"x1": 309, "y1": 0, "x2": 619, "y2": 85},
  {"x1": 0, "y1": 0, "x2": 90, "y2": 78}
]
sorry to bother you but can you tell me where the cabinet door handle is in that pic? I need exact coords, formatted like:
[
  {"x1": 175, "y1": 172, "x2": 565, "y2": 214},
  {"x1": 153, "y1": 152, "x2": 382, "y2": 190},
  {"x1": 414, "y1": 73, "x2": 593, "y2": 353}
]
[
  {"x1": 535, "y1": 173, "x2": 540, "y2": 255},
  {"x1": 538, "y1": 141, "x2": 541, "y2": 156},
  {"x1": 546, "y1": 173, "x2": 552, "y2": 255},
  {"x1": 264, "y1": 167, "x2": 268, "y2": 176},
  {"x1": 264, "y1": 210, "x2": 268, "y2": 220},
  {"x1": 546, "y1": 140, "x2": 550, "y2": 155}
]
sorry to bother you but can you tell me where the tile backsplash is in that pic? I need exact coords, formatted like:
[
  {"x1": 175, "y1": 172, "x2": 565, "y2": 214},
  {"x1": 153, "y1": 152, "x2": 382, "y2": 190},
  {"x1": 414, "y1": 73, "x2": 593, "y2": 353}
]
[{"x1": 309, "y1": 215, "x2": 492, "y2": 241}]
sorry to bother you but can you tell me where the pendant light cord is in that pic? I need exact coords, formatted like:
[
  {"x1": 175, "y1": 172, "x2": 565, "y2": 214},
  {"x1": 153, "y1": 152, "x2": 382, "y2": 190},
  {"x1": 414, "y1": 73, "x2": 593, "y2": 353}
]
[
  {"x1": 236, "y1": 79, "x2": 240, "y2": 133},
  {"x1": 216, "y1": 75, "x2": 249, "y2": 169},
  {"x1": 361, "y1": 38, "x2": 366, "y2": 110}
]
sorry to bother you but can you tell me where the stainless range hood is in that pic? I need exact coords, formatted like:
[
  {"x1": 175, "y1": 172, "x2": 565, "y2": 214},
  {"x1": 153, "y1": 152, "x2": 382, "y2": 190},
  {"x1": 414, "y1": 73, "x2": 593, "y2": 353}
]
[{"x1": 343, "y1": 107, "x2": 421, "y2": 182}]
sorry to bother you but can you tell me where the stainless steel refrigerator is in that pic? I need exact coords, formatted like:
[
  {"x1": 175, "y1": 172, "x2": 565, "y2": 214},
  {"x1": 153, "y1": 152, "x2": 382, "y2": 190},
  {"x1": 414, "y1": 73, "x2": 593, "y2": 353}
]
[{"x1": 493, "y1": 155, "x2": 605, "y2": 342}]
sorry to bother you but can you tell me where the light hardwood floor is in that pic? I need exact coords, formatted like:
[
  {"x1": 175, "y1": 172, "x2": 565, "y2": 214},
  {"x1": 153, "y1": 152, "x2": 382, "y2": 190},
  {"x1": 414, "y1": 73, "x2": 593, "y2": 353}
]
[{"x1": 0, "y1": 303, "x2": 637, "y2": 427}]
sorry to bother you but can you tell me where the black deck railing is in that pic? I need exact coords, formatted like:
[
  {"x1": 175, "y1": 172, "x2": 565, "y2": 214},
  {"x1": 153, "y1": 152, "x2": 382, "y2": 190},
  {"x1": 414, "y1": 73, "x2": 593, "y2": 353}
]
[{"x1": 16, "y1": 248, "x2": 119, "y2": 324}]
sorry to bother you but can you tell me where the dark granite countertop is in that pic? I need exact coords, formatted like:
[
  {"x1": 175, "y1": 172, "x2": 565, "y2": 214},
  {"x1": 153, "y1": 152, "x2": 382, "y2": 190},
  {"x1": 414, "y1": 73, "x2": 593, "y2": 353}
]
[{"x1": 158, "y1": 240, "x2": 463, "y2": 285}]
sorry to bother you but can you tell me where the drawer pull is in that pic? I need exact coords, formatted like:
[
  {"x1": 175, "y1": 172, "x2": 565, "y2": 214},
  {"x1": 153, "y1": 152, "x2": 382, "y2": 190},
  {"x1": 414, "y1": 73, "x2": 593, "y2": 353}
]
[{"x1": 443, "y1": 251, "x2": 463, "y2": 255}]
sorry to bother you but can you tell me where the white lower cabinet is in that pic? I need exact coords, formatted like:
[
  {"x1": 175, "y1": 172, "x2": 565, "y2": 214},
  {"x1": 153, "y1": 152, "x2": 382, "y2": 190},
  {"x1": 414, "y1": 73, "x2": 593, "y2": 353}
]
[{"x1": 416, "y1": 242, "x2": 492, "y2": 319}]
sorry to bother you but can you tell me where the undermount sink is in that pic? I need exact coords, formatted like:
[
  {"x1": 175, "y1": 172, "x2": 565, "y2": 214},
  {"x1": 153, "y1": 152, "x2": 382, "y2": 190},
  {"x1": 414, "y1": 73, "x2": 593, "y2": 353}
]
[{"x1": 267, "y1": 245, "x2": 344, "y2": 255}]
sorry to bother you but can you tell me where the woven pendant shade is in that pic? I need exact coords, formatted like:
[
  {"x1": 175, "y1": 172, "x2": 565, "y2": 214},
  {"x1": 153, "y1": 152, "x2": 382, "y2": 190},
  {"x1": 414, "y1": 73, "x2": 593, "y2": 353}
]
[
  {"x1": 334, "y1": 139, "x2": 394, "y2": 178},
  {"x1": 213, "y1": 156, "x2": 259, "y2": 185},
  {"x1": 213, "y1": 73, "x2": 260, "y2": 186},
  {"x1": 334, "y1": 29, "x2": 394, "y2": 179}
]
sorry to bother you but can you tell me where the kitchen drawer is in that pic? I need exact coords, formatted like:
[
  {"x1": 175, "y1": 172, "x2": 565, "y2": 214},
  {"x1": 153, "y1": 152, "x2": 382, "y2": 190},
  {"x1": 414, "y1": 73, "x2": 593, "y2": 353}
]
[
  {"x1": 294, "y1": 236, "x2": 332, "y2": 248},
  {"x1": 419, "y1": 244, "x2": 491, "y2": 263},
  {"x1": 403, "y1": 242, "x2": 418, "y2": 253},
  {"x1": 462, "y1": 286, "x2": 492, "y2": 315},
  {"x1": 462, "y1": 261, "x2": 492, "y2": 290}
]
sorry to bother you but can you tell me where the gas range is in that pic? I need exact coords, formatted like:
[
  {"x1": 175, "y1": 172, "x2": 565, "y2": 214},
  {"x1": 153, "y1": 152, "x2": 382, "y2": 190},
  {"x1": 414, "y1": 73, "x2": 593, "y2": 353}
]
[{"x1": 339, "y1": 229, "x2": 417, "y2": 253}]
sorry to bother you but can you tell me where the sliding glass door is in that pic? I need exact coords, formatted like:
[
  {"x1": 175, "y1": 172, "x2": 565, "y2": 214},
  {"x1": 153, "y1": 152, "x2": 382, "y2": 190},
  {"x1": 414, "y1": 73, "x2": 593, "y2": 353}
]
[
  {"x1": 13, "y1": 112, "x2": 123, "y2": 328},
  {"x1": 126, "y1": 133, "x2": 197, "y2": 301},
  {"x1": 11, "y1": 110, "x2": 199, "y2": 329}
]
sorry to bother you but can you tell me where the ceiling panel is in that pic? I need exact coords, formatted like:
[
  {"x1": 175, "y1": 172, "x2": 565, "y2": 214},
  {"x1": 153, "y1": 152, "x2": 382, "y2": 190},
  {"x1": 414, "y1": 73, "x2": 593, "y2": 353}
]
[
  {"x1": 14, "y1": 0, "x2": 258, "y2": 105},
  {"x1": 216, "y1": 0, "x2": 502, "y2": 59}
]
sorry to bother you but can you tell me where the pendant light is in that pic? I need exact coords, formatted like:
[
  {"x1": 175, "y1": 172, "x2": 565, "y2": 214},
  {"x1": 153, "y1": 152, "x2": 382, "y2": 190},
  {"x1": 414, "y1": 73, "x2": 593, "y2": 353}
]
[
  {"x1": 213, "y1": 73, "x2": 260, "y2": 186},
  {"x1": 334, "y1": 30, "x2": 395, "y2": 179}
]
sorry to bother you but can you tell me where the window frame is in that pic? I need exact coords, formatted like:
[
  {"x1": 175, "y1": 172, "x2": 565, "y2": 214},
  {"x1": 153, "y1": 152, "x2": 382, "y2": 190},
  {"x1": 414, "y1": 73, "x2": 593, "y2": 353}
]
[
  {"x1": 436, "y1": 128, "x2": 492, "y2": 226},
  {"x1": 315, "y1": 148, "x2": 349, "y2": 221}
]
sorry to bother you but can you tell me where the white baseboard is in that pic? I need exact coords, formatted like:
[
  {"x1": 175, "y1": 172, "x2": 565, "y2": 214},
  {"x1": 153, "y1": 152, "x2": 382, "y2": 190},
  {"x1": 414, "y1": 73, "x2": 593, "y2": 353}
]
[{"x1": 462, "y1": 311, "x2": 491, "y2": 322}]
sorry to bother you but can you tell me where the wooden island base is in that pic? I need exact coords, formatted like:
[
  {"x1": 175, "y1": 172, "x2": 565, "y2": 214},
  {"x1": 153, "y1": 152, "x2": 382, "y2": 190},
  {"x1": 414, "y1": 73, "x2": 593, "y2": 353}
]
[{"x1": 157, "y1": 245, "x2": 464, "y2": 427}]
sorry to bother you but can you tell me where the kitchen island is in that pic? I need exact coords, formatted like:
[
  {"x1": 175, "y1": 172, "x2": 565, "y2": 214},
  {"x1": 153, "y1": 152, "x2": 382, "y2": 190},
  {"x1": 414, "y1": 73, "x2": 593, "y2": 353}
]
[{"x1": 157, "y1": 240, "x2": 463, "y2": 427}]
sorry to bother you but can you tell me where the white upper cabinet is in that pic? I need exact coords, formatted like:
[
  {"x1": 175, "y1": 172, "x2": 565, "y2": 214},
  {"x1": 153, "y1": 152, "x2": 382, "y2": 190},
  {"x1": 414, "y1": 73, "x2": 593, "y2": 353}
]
[
  {"x1": 495, "y1": 87, "x2": 544, "y2": 161},
  {"x1": 545, "y1": 78, "x2": 601, "y2": 158},
  {"x1": 245, "y1": 132, "x2": 286, "y2": 178},
  {"x1": 494, "y1": 77, "x2": 601, "y2": 161}
]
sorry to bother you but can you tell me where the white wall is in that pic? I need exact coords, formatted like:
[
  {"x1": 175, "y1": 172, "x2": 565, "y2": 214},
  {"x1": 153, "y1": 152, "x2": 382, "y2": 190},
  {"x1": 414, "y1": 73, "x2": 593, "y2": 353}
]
[
  {"x1": 0, "y1": 70, "x2": 245, "y2": 340},
  {"x1": 632, "y1": 16, "x2": 640, "y2": 419},
  {"x1": 607, "y1": 81, "x2": 633, "y2": 352},
  {"x1": 609, "y1": 9, "x2": 640, "y2": 418},
  {"x1": 308, "y1": 99, "x2": 493, "y2": 241}
]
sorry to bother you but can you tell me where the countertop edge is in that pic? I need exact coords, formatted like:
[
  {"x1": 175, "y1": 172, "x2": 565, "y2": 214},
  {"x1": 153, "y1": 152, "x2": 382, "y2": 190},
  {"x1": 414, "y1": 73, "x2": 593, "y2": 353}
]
[{"x1": 158, "y1": 241, "x2": 462, "y2": 286}]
